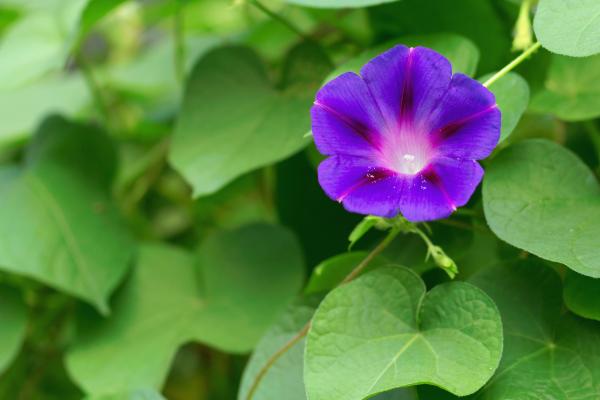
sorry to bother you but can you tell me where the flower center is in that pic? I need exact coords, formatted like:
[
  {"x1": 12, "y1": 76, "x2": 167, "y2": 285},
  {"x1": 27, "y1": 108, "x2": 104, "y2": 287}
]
[{"x1": 381, "y1": 131, "x2": 433, "y2": 176}]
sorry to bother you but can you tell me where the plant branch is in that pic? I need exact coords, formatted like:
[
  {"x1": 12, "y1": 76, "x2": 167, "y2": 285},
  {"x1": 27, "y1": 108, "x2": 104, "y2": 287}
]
[
  {"x1": 244, "y1": 227, "x2": 401, "y2": 400},
  {"x1": 77, "y1": 54, "x2": 110, "y2": 124},
  {"x1": 249, "y1": 0, "x2": 308, "y2": 40},
  {"x1": 483, "y1": 41, "x2": 541, "y2": 88}
]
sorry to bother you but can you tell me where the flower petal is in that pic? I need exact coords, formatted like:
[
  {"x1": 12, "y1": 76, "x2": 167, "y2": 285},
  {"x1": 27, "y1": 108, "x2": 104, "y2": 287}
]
[
  {"x1": 312, "y1": 72, "x2": 386, "y2": 158},
  {"x1": 360, "y1": 45, "x2": 452, "y2": 129},
  {"x1": 398, "y1": 157, "x2": 483, "y2": 222},
  {"x1": 428, "y1": 74, "x2": 501, "y2": 160},
  {"x1": 318, "y1": 155, "x2": 401, "y2": 218}
]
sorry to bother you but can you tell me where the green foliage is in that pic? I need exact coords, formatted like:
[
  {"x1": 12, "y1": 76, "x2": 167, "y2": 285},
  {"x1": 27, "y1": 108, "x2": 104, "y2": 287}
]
[
  {"x1": 0, "y1": 116, "x2": 133, "y2": 314},
  {"x1": 327, "y1": 33, "x2": 480, "y2": 81},
  {"x1": 305, "y1": 267, "x2": 503, "y2": 399},
  {"x1": 285, "y1": 0, "x2": 400, "y2": 8},
  {"x1": 483, "y1": 140, "x2": 600, "y2": 277},
  {"x1": 534, "y1": 0, "x2": 600, "y2": 57},
  {"x1": 0, "y1": 287, "x2": 27, "y2": 373},
  {"x1": 470, "y1": 261, "x2": 600, "y2": 399},
  {"x1": 564, "y1": 271, "x2": 600, "y2": 321},
  {"x1": 304, "y1": 251, "x2": 390, "y2": 294},
  {"x1": 66, "y1": 224, "x2": 304, "y2": 396},
  {"x1": 530, "y1": 54, "x2": 600, "y2": 121},
  {"x1": 480, "y1": 72, "x2": 529, "y2": 142},
  {"x1": 85, "y1": 388, "x2": 166, "y2": 400},
  {"x1": 238, "y1": 296, "x2": 319, "y2": 400},
  {"x1": 2, "y1": 0, "x2": 600, "y2": 398},
  {"x1": 368, "y1": 0, "x2": 510, "y2": 72},
  {"x1": 170, "y1": 43, "x2": 331, "y2": 197}
]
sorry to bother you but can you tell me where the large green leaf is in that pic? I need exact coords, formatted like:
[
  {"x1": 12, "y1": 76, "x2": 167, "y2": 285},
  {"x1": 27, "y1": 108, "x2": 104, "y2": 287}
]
[
  {"x1": 66, "y1": 223, "x2": 304, "y2": 396},
  {"x1": 483, "y1": 139, "x2": 600, "y2": 277},
  {"x1": 238, "y1": 295, "x2": 418, "y2": 400},
  {"x1": 564, "y1": 271, "x2": 600, "y2": 322},
  {"x1": 0, "y1": 116, "x2": 133, "y2": 314},
  {"x1": 534, "y1": 0, "x2": 600, "y2": 57},
  {"x1": 0, "y1": 287, "x2": 27, "y2": 373},
  {"x1": 169, "y1": 43, "x2": 331, "y2": 197},
  {"x1": 479, "y1": 72, "x2": 529, "y2": 142},
  {"x1": 530, "y1": 54, "x2": 600, "y2": 121},
  {"x1": 304, "y1": 267, "x2": 503, "y2": 399},
  {"x1": 470, "y1": 261, "x2": 600, "y2": 399}
]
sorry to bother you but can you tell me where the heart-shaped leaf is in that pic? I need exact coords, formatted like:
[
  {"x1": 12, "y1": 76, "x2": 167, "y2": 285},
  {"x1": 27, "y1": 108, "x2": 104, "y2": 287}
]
[
  {"x1": 0, "y1": 116, "x2": 134, "y2": 314},
  {"x1": 564, "y1": 271, "x2": 600, "y2": 322},
  {"x1": 483, "y1": 139, "x2": 600, "y2": 277},
  {"x1": 304, "y1": 267, "x2": 503, "y2": 399},
  {"x1": 470, "y1": 261, "x2": 600, "y2": 399},
  {"x1": 534, "y1": 0, "x2": 600, "y2": 57},
  {"x1": 530, "y1": 54, "x2": 600, "y2": 121},
  {"x1": 479, "y1": 72, "x2": 529, "y2": 142},
  {"x1": 66, "y1": 223, "x2": 304, "y2": 396},
  {"x1": 238, "y1": 294, "x2": 418, "y2": 400},
  {"x1": 0, "y1": 287, "x2": 27, "y2": 373},
  {"x1": 169, "y1": 43, "x2": 331, "y2": 196}
]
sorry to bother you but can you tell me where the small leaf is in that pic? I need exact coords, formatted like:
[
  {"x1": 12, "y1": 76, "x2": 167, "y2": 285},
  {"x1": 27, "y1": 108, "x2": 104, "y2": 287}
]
[
  {"x1": 534, "y1": 0, "x2": 600, "y2": 57},
  {"x1": 0, "y1": 116, "x2": 134, "y2": 314},
  {"x1": 530, "y1": 54, "x2": 600, "y2": 121},
  {"x1": 483, "y1": 139, "x2": 600, "y2": 277},
  {"x1": 66, "y1": 223, "x2": 304, "y2": 396},
  {"x1": 304, "y1": 267, "x2": 503, "y2": 399},
  {"x1": 304, "y1": 251, "x2": 390, "y2": 294},
  {"x1": 348, "y1": 216, "x2": 379, "y2": 250},
  {"x1": 0, "y1": 287, "x2": 27, "y2": 373},
  {"x1": 170, "y1": 43, "x2": 331, "y2": 196},
  {"x1": 479, "y1": 72, "x2": 529, "y2": 142},
  {"x1": 564, "y1": 271, "x2": 600, "y2": 322},
  {"x1": 470, "y1": 261, "x2": 600, "y2": 399}
]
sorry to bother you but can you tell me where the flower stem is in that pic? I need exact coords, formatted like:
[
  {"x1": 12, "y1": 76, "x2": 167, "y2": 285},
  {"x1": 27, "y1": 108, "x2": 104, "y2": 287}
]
[
  {"x1": 249, "y1": 0, "x2": 308, "y2": 40},
  {"x1": 483, "y1": 41, "x2": 542, "y2": 88},
  {"x1": 244, "y1": 227, "x2": 400, "y2": 400}
]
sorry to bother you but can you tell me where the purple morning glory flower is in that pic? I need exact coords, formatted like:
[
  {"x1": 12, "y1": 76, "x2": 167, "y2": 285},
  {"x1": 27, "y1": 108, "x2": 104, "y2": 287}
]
[{"x1": 312, "y1": 45, "x2": 501, "y2": 222}]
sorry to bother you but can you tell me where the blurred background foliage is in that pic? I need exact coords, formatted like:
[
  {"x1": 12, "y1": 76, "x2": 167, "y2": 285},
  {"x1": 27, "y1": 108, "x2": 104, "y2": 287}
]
[{"x1": 0, "y1": 0, "x2": 598, "y2": 399}]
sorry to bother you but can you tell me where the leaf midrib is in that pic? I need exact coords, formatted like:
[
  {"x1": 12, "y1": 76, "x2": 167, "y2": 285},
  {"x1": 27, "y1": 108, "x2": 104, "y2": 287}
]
[{"x1": 25, "y1": 172, "x2": 103, "y2": 308}]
